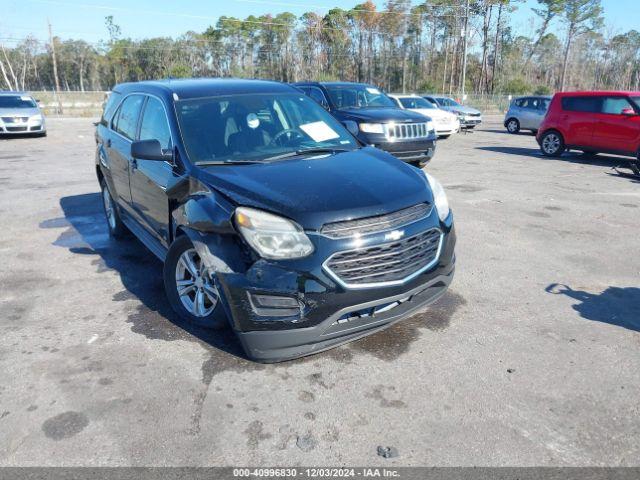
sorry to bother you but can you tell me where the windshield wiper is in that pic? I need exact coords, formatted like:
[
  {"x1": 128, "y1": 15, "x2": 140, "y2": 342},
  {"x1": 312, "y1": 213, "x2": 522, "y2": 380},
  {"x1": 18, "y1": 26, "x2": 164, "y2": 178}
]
[
  {"x1": 263, "y1": 147, "x2": 353, "y2": 162},
  {"x1": 195, "y1": 159, "x2": 262, "y2": 166}
]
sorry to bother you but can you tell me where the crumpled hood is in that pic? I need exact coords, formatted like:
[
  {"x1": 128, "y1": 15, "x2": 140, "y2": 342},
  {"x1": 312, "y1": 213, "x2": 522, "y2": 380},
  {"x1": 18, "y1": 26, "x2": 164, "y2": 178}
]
[
  {"x1": 198, "y1": 147, "x2": 432, "y2": 231},
  {"x1": 0, "y1": 107, "x2": 41, "y2": 118},
  {"x1": 336, "y1": 107, "x2": 430, "y2": 123}
]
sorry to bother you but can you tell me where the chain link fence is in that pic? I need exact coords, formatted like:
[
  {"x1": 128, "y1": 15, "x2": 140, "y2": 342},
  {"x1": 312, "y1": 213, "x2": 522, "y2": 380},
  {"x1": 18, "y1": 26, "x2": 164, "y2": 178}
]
[{"x1": 29, "y1": 90, "x2": 516, "y2": 117}]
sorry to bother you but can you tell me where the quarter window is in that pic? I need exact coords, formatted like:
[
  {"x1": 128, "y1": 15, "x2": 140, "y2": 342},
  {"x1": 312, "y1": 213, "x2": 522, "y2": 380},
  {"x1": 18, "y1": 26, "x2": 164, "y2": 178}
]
[
  {"x1": 100, "y1": 92, "x2": 121, "y2": 127},
  {"x1": 308, "y1": 87, "x2": 329, "y2": 108},
  {"x1": 114, "y1": 95, "x2": 144, "y2": 140},
  {"x1": 139, "y1": 97, "x2": 172, "y2": 150}
]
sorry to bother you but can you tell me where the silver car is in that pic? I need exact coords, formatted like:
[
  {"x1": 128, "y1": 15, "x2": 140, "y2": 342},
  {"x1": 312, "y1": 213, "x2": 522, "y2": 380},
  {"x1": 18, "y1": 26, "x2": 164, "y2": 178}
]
[
  {"x1": 504, "y1": 96, "x2": 551, "y2": 134},
  {"x1": 0, "y1": 92, "x2": 46, "y2": 136},
  {"x1": 422, "y1": 95, "x2": 482, "y2": 129}
]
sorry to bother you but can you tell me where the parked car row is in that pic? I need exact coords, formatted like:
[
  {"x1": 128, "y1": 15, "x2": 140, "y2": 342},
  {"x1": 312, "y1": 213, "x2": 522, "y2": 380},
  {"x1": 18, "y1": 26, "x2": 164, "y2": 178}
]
[{"x1": 503, "y1": 91, "x2": 640, "y2": 162}]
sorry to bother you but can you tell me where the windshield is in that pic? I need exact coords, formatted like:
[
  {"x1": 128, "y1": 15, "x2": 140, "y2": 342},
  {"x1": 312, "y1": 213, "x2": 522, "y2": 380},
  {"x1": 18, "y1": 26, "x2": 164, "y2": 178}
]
[
  {"x1": 436, "y1": 97, "x2": 460, "y2": 107},
  {"x1": 399, "y1": 97, "x2": 435, "y2": 109},
  {"x1": 324, "y1": 85, "x2": 396, "y2": 109},
  {"x1": 0, "y1": 95, "x2": 37, "y2": 109},
  {"x1": 176, "y1": 93, "x2": 358, "y2": 164}
]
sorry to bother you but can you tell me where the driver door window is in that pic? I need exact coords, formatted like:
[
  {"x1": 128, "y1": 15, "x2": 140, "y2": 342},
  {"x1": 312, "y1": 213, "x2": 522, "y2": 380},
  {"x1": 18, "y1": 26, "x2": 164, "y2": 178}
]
[
  {"x1": 139, "y1": 97, "x2": 172, "y2": 150},
  {"x1": 601, "y1": 97, "x2": 634, "y2": 115}
]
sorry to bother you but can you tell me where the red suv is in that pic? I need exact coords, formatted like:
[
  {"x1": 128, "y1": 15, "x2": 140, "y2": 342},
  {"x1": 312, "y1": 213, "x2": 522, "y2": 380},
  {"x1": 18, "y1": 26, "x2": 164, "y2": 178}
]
[{"x1": 537, "y1": 91, "x2": 640, "y2": 159}]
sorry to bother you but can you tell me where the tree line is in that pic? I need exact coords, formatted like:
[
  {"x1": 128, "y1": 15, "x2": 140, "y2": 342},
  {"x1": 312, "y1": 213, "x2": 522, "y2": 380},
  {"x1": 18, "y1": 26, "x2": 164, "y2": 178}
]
[{"x1": 1, "y1": 0, "x2": 638, "y2": 96}]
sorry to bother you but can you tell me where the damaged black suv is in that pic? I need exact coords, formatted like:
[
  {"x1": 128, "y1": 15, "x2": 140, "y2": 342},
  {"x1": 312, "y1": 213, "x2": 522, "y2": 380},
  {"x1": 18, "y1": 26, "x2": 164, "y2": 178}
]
[{"x1": 95, "y1": 79, "x2": 456, "y2": 362}]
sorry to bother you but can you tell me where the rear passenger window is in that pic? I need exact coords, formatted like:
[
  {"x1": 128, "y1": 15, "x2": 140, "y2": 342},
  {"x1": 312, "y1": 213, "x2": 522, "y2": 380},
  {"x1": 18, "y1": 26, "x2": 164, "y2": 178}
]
[
  {"x1": 601, "y1": 97, "x2": 634, "y2": 115},
  {"x1": 139, "y1": 97, "x2": 172, "y2": 150},
  {"x1": 114, "y1": 95, "x2": 144, "y2": 140},
  {"x1": 561, "y1": 96, "x2": 601, "y2": 113}
]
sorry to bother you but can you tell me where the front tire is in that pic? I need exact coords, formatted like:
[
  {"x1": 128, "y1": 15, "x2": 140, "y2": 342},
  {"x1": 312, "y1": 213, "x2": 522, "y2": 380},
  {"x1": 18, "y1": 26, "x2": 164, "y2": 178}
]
[
  {"x1": 506, "y1": 118, "x2": 520, "y2": 134},
  {"x1": 163, "y1": 235, "x2": 228, "y2": 329},
  {"x1": 100, "y1": 179, "x2": 127, "y2": 238},
  {"x1": 540, "y1": 130, "x2": 565, "y2": 157},
  {"x1": 439, "y1": 134, "x2": 451, "y2": 139}
]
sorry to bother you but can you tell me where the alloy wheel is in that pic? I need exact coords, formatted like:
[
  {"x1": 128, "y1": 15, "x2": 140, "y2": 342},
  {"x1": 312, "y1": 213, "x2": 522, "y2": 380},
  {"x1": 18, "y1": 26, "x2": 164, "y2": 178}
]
[
  {"x1": 175, "y1": 248, "x2": 218, "y2": 317},
  {"x1": 542, "y1": 133, "x2": 561, "y2": 154},
  {"x1": 507, "y1": 120, "x2": 518, "y2": 133}
]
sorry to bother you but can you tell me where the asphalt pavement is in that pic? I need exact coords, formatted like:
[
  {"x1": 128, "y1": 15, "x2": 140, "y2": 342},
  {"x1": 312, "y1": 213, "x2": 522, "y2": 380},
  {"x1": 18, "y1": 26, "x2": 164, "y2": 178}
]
[{"x1": 0, "y1": 117, "x2": 638, "y2": 466}]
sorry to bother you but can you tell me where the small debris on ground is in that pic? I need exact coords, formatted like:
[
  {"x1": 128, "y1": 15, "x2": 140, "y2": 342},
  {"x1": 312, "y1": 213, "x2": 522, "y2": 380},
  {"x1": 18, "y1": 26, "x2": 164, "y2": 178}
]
[{"x1": 377, "y1": 446, "x2": 399, "y2": 458}]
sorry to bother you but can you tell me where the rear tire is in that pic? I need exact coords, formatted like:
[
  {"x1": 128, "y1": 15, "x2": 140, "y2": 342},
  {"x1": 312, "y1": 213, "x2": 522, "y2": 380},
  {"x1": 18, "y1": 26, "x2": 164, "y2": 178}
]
[
  {"x1": 100, "y1": 179, "x2": 127, "y2": 238},
  {"x1": 163, "y1": 235, "x2": 228, "y2": 330},
  {"x1": 506, "y1": 118, "x2": 520, "y2": 134},
  {"x1": 540, "y1": 130, "x2": 565, "y2": 157}
]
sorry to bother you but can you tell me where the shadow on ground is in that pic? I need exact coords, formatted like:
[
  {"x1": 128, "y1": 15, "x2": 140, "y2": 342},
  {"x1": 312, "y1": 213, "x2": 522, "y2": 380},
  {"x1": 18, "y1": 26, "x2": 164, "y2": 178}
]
[
  {"x1": 41, "y1": 193, "x2": 249, "y2": 359},
  {"x1": 476, "y1": 145, "x2": 637, "y2": 169},
  {"x1": 41, "y1": 193, "x2": 462, "y2": 380},
  {"x1": 546, "y1": 283, "x2": 640, "y2": 332}
]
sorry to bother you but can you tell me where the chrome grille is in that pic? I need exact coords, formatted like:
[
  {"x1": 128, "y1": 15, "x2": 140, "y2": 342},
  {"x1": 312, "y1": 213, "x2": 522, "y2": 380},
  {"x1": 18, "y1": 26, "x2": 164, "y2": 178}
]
[
  {"x1": 386, "y1": 122, "x2": 429, "y2": 140},
  {"x1": 1, "y1": 116, "x2": 28, "y2": 123},
  {"x1": 325, "y1": 228, "x2": 442, "y2": 287},
  {"x1": 321, "y1": 203, "x2": 431, "y2": 239}
]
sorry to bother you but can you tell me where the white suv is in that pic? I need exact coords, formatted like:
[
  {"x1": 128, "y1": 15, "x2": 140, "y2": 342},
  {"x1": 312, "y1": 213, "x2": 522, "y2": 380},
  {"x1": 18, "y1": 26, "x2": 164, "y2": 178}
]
[{"x1": 389, "y1": 94, "x2": 460, "y2": 138}]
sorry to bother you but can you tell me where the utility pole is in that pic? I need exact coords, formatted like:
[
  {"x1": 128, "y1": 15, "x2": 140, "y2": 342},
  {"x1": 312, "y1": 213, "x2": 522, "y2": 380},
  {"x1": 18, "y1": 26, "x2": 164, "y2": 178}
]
[
  {"x1": 48, "y1": 19, "x2": 63, "y2": 115},
  {"x1": 460, "y1": 0, "x2": 470, "y2": 104}
]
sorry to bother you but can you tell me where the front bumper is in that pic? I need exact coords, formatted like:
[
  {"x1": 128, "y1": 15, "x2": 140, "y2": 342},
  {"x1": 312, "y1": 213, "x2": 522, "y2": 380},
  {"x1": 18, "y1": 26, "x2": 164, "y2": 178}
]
[
  {"x1": 216, "y1": 215, "x2": 456, "y2": 362},
  {"x1": 460, "y1": 116, "x2": 482, "y2": 127},
  {"x1": 0, "y1": 123, "x2": 45, "y2": 134},
  {"x1": 235, "y1": 264, "x2": 454, "y2": 362},
  {"x1": 369, "y1": 137, "x2": 437, "y2": 165}
]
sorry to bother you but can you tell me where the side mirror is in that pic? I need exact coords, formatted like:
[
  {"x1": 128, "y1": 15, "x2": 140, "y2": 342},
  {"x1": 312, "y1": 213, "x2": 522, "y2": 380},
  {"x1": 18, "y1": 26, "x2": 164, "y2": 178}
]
[
  {"x1": 621, "y1": 108, "x2": 636, "y2": 116},
  {"x1": 131, "y1": 139, "x2": 173, "y2": 162}
]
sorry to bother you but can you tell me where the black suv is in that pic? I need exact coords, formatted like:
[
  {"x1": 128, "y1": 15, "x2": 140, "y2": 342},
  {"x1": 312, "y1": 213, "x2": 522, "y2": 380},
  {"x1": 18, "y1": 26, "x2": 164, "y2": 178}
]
[
  {"x1": 95, "y1": 79, "x2": 456, "y2": 362},
  {"x1": 293, "y1": 82, "x2": 437, "y2": 167}
]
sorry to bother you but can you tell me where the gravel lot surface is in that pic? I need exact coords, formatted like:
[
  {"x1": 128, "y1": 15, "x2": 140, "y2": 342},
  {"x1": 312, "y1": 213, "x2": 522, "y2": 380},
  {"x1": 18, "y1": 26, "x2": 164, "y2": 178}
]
[{"x1": 0, "y1": 117, "x2": 638, "y2": 466}]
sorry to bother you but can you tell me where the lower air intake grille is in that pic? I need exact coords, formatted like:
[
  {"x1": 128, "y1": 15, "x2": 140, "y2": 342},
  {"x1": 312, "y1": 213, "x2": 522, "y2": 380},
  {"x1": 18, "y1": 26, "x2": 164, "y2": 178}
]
[{"x1": 325, "y1": 228, "x2": 442, "y2": 287}]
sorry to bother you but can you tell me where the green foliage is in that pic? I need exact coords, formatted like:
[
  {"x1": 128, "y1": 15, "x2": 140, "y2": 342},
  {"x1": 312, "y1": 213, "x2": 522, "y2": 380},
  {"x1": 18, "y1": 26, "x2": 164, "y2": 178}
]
[
  {"x1": 503, "y1": 78, "x2": 532, "y2": 95},
  {"x1": 0, "y1": 1, "x2": 634, "y2": 94},
  {"x1": 168, "y1": 65, "x2": 191, "y2": 78},
  {"x1": 533, "y1": 85, "x2": 553, "y2": 95}
]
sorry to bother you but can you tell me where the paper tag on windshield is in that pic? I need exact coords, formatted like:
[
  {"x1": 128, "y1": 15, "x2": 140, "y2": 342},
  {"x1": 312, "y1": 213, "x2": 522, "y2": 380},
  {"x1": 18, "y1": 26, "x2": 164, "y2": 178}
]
[
  {"x1": 300, "y1": 121, "x2": 340, "y2": 142},
  {"x1": 20, "y1": 96, "x2": 32, "y2": 101},
  {"x1": 366, "y1": 87, "x2": 381, "y2": 95}
]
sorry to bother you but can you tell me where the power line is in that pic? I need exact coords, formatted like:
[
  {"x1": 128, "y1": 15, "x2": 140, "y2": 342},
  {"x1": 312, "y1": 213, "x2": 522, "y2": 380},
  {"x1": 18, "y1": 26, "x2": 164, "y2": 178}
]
[
  {"x1": 233, "y1": 0, "x2": 469, "y2": 17},
  {"x1": 17, "y1": 0, "x2": 467, "y2": 41}
]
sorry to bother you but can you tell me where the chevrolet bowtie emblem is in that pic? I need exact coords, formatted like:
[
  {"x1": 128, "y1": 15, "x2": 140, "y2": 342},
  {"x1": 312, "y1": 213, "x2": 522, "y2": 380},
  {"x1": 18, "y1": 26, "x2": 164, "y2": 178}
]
[{"x1": 385, "y1": 230, "x2": 404, "y2": 241}]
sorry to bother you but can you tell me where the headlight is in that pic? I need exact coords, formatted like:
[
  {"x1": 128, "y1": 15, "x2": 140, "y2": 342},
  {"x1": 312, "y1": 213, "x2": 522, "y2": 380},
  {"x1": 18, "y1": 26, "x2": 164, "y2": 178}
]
[
  {"x1": 424, "y1": 173, "x2": 450, "y2": 222},
  {"x1": 359, "y1": 123, "x2": 385, "y2": 134},
  {"x1": 235, "y1": 207, "x2": 314, "y2": 260},
  {"x1": 426, "y1": 120, "x2": 435, "y2": 133},
  {"x1": 29, "y1": 114, "x2": 43, "y2": 123}
]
